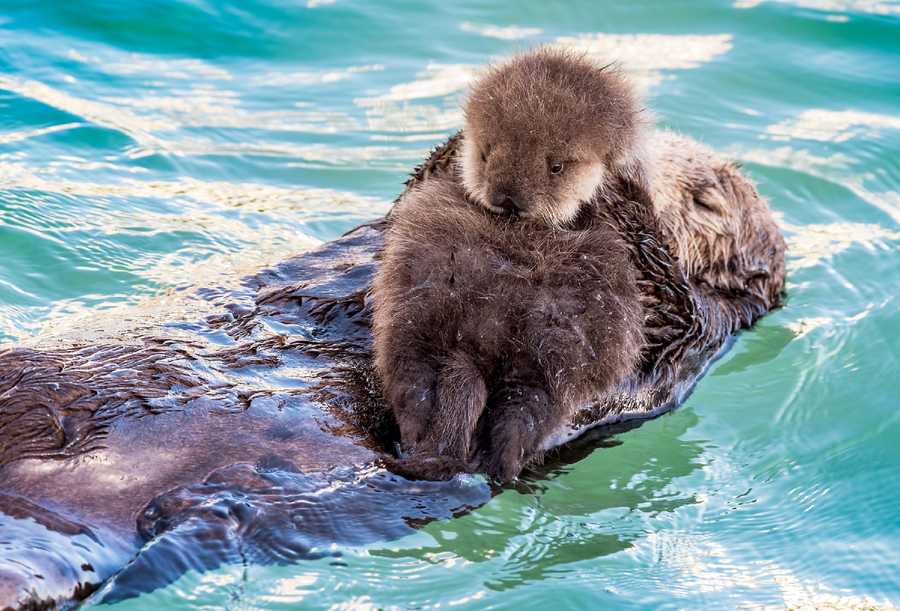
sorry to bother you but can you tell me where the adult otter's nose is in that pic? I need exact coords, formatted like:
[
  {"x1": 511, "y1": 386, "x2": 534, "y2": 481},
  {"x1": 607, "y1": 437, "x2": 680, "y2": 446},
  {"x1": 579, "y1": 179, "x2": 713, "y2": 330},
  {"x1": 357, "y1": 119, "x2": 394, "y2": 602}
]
[{"x1": 491, "y1": 191, "x2": 523, "y2": 215}]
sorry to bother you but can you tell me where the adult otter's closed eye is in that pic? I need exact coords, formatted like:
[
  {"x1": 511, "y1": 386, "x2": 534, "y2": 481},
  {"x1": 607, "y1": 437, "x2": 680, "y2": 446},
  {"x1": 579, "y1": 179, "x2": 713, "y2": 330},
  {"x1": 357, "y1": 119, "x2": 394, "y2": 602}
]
[{"x1": 372, "y1": 47, "x2": 785, "y2": 483}]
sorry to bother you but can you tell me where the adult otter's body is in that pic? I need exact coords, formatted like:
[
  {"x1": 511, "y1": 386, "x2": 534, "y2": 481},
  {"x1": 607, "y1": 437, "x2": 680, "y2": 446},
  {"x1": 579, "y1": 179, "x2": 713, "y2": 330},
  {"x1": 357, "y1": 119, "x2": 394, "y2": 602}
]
[
  {"x1": 0, "y1": 131, "x2": 783, "y2": 608},
  {"x1": 1, "y1": 52, "x2": 783, "y2": 609},
  {"x1": 374, "y1": 49, "x2": 786, "y2": 481}
]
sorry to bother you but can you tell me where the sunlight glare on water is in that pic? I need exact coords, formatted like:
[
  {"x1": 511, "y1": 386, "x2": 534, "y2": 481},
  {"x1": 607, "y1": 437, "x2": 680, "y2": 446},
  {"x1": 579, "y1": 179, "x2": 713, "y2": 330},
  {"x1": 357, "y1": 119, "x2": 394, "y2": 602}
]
[{"x1": 0, "y1": 1, "x2": 897, "y2": 608}]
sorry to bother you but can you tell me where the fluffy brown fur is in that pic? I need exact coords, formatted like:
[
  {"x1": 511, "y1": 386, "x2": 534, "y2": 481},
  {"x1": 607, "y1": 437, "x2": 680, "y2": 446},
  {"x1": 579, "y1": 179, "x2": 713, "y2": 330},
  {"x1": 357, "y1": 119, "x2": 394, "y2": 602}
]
[
  {"x1": 461, "y1": 47, "x2": 649, "y2": 226},
  {"x1": 373, "y1": 47, "x2": 786, "y2": 483},
  {"x1": 373, "y1": 175, "x2": 645, "y2": 481}
]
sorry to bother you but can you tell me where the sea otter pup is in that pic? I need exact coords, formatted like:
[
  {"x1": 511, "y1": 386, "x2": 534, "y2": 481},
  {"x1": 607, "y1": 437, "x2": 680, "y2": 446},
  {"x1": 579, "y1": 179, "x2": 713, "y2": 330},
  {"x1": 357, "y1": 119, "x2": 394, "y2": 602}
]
[{"x1": 372, "y1": 48, "x2": 784, "y2": 482}]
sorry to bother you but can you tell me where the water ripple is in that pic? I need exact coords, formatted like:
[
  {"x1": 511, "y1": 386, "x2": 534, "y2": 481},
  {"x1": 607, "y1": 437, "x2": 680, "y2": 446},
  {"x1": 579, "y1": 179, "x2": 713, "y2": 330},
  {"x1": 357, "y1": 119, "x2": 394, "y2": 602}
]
[{"x1": 0, "y1": 1, "x2": 898, "y2": 608}]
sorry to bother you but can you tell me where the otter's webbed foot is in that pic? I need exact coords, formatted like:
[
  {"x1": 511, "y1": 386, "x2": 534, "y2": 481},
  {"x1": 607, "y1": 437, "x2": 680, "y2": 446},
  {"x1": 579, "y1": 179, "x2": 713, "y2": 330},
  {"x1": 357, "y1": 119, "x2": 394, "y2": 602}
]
[{"x1": 480, "y1": 385, "x2": 553, "y2": 483}]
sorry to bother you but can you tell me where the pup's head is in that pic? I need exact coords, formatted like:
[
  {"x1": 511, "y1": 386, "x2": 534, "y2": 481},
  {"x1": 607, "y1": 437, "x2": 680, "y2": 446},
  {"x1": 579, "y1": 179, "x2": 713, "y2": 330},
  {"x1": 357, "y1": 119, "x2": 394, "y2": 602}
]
[{"x1": 461, "y1": 47, "x2": 648, "y2": 226}]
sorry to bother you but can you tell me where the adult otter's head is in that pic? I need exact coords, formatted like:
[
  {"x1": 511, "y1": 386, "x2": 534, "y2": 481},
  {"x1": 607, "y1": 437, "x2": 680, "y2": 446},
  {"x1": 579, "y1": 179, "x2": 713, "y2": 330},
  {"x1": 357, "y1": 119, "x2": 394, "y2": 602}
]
[{"x1": 460, "y1": 47, "x2": 649, "y2": 226}]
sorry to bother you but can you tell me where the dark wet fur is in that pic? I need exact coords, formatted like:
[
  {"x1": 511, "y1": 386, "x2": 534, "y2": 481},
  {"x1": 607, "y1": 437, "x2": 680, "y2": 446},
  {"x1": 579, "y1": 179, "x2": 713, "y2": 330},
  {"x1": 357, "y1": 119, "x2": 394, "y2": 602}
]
[{"x1": 0, "y1": 134, "x2": 785, "y2": 610}]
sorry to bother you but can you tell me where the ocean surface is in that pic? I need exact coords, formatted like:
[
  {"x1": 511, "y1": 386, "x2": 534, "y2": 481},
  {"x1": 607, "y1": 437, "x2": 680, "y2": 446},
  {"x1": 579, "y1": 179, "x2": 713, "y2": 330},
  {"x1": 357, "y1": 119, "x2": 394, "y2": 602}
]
[{"x1": 1, "y1": 1, "x2": 898, "y2": 608}]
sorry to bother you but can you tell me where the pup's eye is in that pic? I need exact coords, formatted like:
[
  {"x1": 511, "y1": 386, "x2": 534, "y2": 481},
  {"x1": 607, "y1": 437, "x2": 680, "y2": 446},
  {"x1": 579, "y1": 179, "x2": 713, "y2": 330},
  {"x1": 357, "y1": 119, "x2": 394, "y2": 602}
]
[
  {"x1": 550, "y1": 161, "x2": 564, "y2": 175},
  {"x1": 480, "y1": 150, "x2": 487, "y2": 163}
]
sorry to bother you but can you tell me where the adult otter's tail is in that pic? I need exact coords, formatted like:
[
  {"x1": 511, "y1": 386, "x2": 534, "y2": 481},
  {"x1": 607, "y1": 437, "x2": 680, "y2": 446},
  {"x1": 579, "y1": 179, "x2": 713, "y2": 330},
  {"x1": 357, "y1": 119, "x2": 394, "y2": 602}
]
[{"x1": 431, "y1": 350, "x2": 487, "y2": 461}]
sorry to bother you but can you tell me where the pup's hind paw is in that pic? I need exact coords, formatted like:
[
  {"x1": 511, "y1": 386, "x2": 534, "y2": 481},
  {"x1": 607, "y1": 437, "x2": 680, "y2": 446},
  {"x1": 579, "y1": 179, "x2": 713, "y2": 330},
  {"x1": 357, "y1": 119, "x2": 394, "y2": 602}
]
[
  {"x1": 480, "y1": 385, "x2": 555, "y2": 483},
  {"x1": 483, "y1": 418, "x2": 531, "y2": 484}
]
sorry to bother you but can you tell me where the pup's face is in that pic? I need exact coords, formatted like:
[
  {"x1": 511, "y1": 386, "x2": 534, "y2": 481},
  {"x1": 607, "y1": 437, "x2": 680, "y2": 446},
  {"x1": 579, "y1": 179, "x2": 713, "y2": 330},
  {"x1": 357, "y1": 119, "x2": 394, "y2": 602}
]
[
  {"x1": 460, "y1": 48, "x2": 644, "y2": 227},
  {"x1": 460, "y1": 129, "x2": 608, "y2": 227}
]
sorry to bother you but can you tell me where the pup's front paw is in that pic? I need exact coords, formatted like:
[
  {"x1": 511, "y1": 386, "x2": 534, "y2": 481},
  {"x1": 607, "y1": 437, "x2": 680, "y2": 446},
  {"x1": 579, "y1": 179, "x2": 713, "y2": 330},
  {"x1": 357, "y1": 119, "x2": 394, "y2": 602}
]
[{"x1": 387, "y1": 367, "x2": 438, "y2": 453}]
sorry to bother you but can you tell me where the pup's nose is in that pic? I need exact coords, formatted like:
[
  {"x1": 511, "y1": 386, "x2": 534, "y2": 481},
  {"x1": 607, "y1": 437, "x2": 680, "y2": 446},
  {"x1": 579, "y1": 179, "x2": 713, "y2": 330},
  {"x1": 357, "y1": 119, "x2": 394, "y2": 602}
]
[{"x1": 492, "y1": 191, "x2": 522, "y2": 215}]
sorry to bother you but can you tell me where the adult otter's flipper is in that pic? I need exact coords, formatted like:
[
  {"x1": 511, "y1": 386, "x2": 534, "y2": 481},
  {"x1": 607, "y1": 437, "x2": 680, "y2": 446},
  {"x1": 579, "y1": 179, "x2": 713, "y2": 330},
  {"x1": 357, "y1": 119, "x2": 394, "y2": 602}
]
[{"x1": 93, "y1": 463, "x2": 490, "y2": 605}]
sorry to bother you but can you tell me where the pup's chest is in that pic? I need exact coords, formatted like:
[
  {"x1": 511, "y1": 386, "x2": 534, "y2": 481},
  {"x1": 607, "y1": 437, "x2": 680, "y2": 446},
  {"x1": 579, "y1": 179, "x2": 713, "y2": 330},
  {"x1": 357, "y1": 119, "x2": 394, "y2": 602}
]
[
  {"x1": 438, "y1": 247, "x2": 612, "y2": 335},
  {"x1": 450, "y1": 237, "x2": 601, "y2": 289}
]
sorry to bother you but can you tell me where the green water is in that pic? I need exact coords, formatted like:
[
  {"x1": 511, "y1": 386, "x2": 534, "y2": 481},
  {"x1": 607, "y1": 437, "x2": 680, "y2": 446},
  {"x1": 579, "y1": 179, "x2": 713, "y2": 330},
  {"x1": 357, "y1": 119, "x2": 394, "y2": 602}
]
[{"x1": 1, "y1": 1, "x2": 898, "y2": 608}]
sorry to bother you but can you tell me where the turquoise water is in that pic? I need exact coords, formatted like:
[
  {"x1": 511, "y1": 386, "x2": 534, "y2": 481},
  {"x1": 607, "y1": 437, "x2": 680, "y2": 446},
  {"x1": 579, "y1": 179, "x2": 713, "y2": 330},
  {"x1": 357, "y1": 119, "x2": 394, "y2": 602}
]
[{"x1": 1, "y1": 1, "x2": 898, "y2": 608}]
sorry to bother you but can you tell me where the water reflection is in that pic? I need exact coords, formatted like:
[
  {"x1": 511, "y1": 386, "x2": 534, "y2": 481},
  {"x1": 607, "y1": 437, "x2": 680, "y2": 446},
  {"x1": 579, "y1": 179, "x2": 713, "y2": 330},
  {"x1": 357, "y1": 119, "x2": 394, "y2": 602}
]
[
  {"x1": 0, "y1": 74, "x2": 170, "y2": 147},
  {"x1": 734, "y1": 0, "x2": 900, "y2": 17},
  {"x1": 459, "y1": 22, "x2": 542, "y2": 40},
  {"x1": 1, "y1": 0, "x2": 898, "y2": 607},
  {"x1": 553, "y1": 34, "x2": 734, "y2": 89},
  {"x1": 766, "y1": 109, "x2": 900, "y2": 143},
  {"x1": 368, "y1": 410, "x2": 706, "y2": 593},
  {"x1": 785, "y1": 221, "x2": 900, "y2": 269},
  {"x1": 735, "y1": 145, "x2": 900, "y2": 224}
]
